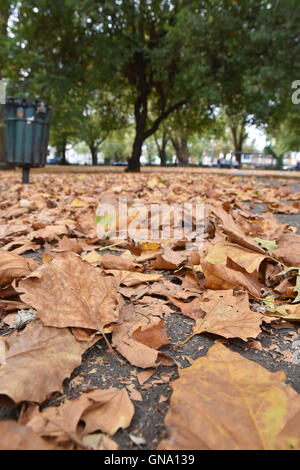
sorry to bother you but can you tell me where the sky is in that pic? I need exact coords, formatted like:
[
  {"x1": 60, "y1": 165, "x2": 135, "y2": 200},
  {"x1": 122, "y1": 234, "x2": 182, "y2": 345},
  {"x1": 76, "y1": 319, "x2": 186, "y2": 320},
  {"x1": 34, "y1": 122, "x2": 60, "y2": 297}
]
[{"x1": 247, "y1": 125, "x2": 267, "y2": 151}]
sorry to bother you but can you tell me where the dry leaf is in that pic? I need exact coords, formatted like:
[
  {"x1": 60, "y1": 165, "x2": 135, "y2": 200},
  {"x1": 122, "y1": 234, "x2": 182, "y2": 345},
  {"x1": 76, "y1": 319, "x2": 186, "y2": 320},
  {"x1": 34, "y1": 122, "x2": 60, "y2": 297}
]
[
  {"x1": 106, "y1": 270, "x2": 162, "y2": 286},
  {"x1": 180, "y1": 290, "x2": 263, "y2": 342},
  {"x1": 22, "y1": 388, "x2": 134, "y2": 440},
  {"x1": 137, "y1": 369, "x2": 155, "y2": 385},
  {"x1": 132, "y1": 319, "x2": 169, "y2": 349},
  {"x1": 159, "y1": 343, "x2": 300, "y2": 450},
  {"x1": 0, "y1": 420, "x2": 55, "y2": 450},
  {"x1": 273, "y1": 233, "x2": 300, "y2": 267},
  {"x1": 0, "y1": 321, "x2": 88, "y2": 403},
  {"x1": 82, "y1": 433, "x2": 119, "y2": 450},
  {"x1": 201, "y1": 242, "x2": 267, "y2": 297},
  {"x1": 112, "y1": 304, "x2": 172, "y2": 368},
  {"x1": 17, "y1": 253, "x2": 122, "y2": 331},
  {"x1": 0, "y1": 249, "x2": 37, "y2": 287}
]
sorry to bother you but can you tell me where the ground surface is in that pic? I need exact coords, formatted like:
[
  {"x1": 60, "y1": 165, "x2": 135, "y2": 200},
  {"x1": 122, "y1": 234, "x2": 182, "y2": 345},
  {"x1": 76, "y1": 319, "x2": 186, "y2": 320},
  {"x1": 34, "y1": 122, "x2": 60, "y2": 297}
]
[{"x1": 0, "y1": 168, "x2": 300, "y2": 450}]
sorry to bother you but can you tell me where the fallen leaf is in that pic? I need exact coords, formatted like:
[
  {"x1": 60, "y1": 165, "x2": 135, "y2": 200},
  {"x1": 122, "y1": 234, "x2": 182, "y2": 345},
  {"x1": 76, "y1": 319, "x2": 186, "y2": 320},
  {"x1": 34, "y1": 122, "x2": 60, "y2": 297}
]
[
  {"x1": 106, "y1": 269, "x2": 162, "y2": 286},
  {"x1": 159, "y1": 343, "x2": 300, "y2": 450},
  {"x1": 201, "y1": 242, "x2": 267, "y2": 297},
  {"x1": 17, "y1": 252, "x2": 122, "y2": 331},
  {"x1": 71, "y1": 198, "x2": 89, "y2": 208},
  {"x1": 273, "y1": 233, "x2": 300, "y2": 267},
  {"x1": 82, "y1": 433, "x2": 119, "y2": 450},
  {"x1": 112, "y1": 304, "x2": 172, "y2": 368},
  {"x1": 0, "y1": 420, "x2": 55, "y2": 450},
  {"x1": 0, "y1": 249, "x2": 37, "y2": 287},
  {"x1": 181, "y1": 290, "x2": 263, "y2": 342},
  {"x1": 132, "y1": 320, "x2": 169, "y2": 349},
  {"x1": 137, "y1": 369, "x2": 155, "y2": 385},
  {"x1": 0, "y1": 321, "x2": 88, "y2": 403},
  {"x1": 21, "y1": 388, "x2": 134, "y2": 440},
  {"x1": 100, "y1": 253, "x2": 143, "y2": 272}
]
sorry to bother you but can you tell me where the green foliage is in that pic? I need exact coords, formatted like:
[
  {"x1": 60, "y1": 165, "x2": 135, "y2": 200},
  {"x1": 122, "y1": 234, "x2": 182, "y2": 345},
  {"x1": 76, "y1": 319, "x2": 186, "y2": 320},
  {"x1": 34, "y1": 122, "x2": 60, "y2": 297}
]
[{"x1": 2, "y1": 0, "x2": 300, "y2": 169}]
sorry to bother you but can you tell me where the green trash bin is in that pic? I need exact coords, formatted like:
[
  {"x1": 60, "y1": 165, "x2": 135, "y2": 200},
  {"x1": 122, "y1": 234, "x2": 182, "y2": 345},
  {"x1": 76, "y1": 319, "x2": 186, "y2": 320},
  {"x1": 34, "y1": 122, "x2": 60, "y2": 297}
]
[{"x1": 4, "y1": 97, "x2": 52, "y2": 183}]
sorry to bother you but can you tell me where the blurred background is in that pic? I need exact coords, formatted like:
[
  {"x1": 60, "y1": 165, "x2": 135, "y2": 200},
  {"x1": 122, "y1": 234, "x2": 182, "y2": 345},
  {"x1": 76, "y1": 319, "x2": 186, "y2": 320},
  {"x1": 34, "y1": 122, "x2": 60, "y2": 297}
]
[{"x1": 0, "y1": 0, "x2": 300, "y2": 171}]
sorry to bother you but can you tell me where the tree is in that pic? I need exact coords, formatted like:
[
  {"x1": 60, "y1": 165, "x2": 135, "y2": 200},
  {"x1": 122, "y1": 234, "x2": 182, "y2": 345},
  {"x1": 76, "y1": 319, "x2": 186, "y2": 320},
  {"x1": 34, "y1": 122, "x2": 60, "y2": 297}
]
[
  {"x1": 101, "y1": 128, "x2": 135, "y2": 164},
  {"x1": 178, "y1": 0, "x2": 300, "y2": 164},
  {"x1": 164, "y1": 100, "x2": 220, "y2": 166},
  {"x1": 6, "y1": 0, "x2": 300, "y2": 171},
  {"x1": 50, "y1": 105, "x2": 78, "y2": 165},
  {"x1": 85, "y1": 0, "x2": 192, "y2": 171},
  {"x1": 74, "y1": 92, "x2": 128, "y2": 165},
  {"x1": 265, "y1": 103, "x2": 300, "y2": 170},
  {"x1": 0, "y1": 1, "x2": 13, "y2": 165},
  {"x1": 7, "y1": 1, "x2": 190, "y2": 171},
  {"x1": 153, "y1": 123, "x2": 169, "y2": 166}
]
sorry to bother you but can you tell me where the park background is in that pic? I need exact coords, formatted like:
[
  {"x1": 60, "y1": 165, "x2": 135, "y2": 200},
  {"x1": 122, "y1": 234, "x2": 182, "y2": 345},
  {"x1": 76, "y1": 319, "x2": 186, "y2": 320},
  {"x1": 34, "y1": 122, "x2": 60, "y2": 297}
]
[{"x1": 0, "y1": 0, "x2": 300, "y2": 171}]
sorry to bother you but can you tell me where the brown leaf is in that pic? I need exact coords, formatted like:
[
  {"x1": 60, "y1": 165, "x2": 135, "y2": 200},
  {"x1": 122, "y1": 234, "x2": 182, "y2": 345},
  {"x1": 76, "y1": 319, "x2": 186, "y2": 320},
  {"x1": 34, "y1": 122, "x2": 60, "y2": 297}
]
[
  {"x1": 168, "y1": 296, "x2": 206, "y2": 320},
  {"x1": 28, "y1": 224, "x2": 68, "y2": 242},
  {"x1": 150, "y1": 247, "x2": 188, "y2": 270},
  {"x1": 0, "y1": 321, "x2": 88, "y2": 403},
  {"x1": 183, "y1": 290, "x2": 263, "y2": 341},
  {"x1": 132, "y1": 319, "x2": 169, "y2": 349},
  {"x1": 220, "y1": 225, "x2": 266, "y2": 255},
  {"x1": 0, "y1": 299, "x2": 29, "y2": 312},
  {"x1": 273, "y1": 233, "x2": 300, "y2": 267},
  {"x1": 201, "y1": 259, "x2": 262, "y2": 297},
  {"x1": 137, "y1": 368, "x2": 155, "y2": 385},
  {"x1": 17, "y1": 252, "x2": 122, "y2": 331},
  {"x1": 54, "y1": 236, "x2": 82, "y2": 254},
  {"x1": 100, "y1": 253, "x2": 143, "y2": 272},
  {"x1": 0, "y1": 249, "x2": 37, "y2": 287},
  {"x1": 159, "y1": 343, "x2": 300, "y2": 450},
  {"x1": 106, "y1": 269, "x2": 162, "y2": 286},
  {"x1": 0, "y1": 420, "x2": 55, "y2": 450},
  {"x1": 112, "y1": 304, "x2": 172, "y2": 368},
  {"x1": 201, "y1": 242, "x2": 267, "y2": 297},
  {"x1": 204, "y1": 242, "x2": 268, "y2": 273},
  {"x1": 21, "y1": 388, "x2": 134, "y2": 440},
  {"x1": 82, "y1": 433, "x2": 119, "y2": 450}
]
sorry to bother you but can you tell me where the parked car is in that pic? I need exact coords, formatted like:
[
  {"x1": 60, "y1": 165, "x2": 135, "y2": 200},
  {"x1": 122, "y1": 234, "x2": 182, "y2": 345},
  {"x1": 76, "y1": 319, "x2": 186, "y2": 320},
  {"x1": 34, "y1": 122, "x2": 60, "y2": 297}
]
[
  {"x1": 47, "y1": 156, "x2": 62, "y2": 165},
  {"x1": 283, "y1": 164, "x2": 295, "y2": 171},
  {"x1": 294, "y1": 162, "x2": 300, "y2": 171},
  {"x1": 218, "y1": 160, "x2": 239, "y2": 169},
  {"x1": 112, "y1": 161, "x2": 128, "y2": 166}
]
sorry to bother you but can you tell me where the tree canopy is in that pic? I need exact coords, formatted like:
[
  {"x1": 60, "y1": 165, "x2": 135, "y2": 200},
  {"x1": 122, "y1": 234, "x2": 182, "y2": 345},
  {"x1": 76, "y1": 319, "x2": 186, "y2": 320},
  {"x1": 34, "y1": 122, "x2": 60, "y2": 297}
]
[{"x1": 2, "y1": 0, "x2": 300, "y2": 169}]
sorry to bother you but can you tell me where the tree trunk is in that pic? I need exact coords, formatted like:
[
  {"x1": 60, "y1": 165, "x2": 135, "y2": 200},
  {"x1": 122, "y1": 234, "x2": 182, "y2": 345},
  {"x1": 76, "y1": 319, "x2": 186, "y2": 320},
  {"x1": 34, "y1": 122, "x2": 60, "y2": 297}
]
[
  {"x1": 159, "y1": 129, "x2": 168, "y2": 166},
  {"x1": 229, "y1": 118, "x2": 247, "y2": 166},
  {"x1": 127, "y1": 131, "x2": 143, "y2": 172},
  {"x1": 90, "y1": 145, "x2": 98, "y2": 165},
  {"x1": 159, "y1": 148, "x2": 166, "y2": 166},
  {"x1": 60, "y1": 140, "x2": 67, "y2": 165},
  {"x1": 171, "y1": 134, "x2": 190, "y2": 166},
  {"x1": 154, "y1": 127, "x2": 168, "y2": 166},
  {"x1": 126, "y1": 53, "x2": 186, "y2": 172}
]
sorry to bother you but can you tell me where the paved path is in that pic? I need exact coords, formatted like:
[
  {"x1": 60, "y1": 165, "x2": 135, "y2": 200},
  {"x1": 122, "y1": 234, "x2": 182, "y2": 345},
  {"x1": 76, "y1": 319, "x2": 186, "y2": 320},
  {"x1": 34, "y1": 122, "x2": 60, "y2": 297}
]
[{"x1": 3, "y1": 165, "x2": 300, "y2": 178}]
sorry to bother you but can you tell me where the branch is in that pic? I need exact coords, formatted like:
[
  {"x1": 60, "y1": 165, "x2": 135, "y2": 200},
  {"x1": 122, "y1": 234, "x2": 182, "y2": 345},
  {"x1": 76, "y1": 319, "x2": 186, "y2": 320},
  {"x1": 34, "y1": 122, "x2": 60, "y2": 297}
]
[{"x1": 144, "y1": 99, "x2": 186, "y2": 140}]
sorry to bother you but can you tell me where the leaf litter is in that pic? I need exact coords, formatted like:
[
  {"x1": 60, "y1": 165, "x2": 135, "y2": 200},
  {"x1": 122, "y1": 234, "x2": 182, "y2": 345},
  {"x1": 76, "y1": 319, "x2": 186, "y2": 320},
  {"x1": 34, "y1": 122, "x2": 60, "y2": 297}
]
[{"x1": 0, "y1": 171, "x2": 300, "y2": 449}]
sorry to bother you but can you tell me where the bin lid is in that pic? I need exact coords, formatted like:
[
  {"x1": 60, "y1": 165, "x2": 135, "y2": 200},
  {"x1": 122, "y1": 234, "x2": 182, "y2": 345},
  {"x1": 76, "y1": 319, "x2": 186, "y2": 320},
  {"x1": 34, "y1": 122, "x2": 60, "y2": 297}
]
[{"x1": 5, "y1": 97, "x2": 51, "y2": 110}]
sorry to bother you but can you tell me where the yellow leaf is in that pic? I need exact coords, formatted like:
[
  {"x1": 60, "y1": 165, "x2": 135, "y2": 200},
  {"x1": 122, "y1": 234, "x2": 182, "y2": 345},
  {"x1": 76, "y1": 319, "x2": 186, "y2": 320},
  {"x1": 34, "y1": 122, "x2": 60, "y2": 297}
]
[
  {"x1": 42, "y1": 253, "x2": 53, "y2": 264},
  {"x1": 82, "y1": 251, "x2": 102, "y2": 264},
  {"x1": 71, "y1": 198, "x2": 88, "y2": 208},
  {"x1": 141, "y1": 242, "x2": 161, "y2": 251}
]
